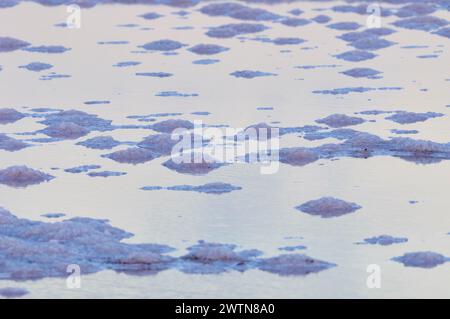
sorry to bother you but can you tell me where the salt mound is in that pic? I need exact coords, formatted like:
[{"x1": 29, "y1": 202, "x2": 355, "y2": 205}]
[
  {"x1": 41, "y1": 122, "x2": 89, "y2": 139},
  {"x1": 0, "y1": 36, "x2": 29, "y2": 52},
  {"x1": 393, "y1": 15, "x2": 448, "y2": 31},
  {"x1": 163, "y1": 154, "x2": 224, "y2": 175},
  {"x1": 206, "y1": 23, "x2": 268, "y2": 38},
  {"x1": 349, "y1": 37, "x2": 396, "y2": 51},
  {"x1": 23, "y1": 45, "x2": 70, "y2": 54},
  {"x1": 279, "y1": 148, "x2": 319, "y2": 166},
  {"x1": 140, "y1": 39, "x2": 185, "y2": 51},
  {"x1": 335, "y1": 50, "x2": 377, "y2": 62},
  {"x1": 88, "y1": 171, "x2": 126, "y2": 177},
  {"x1": 327, "y1": 22, "x2": 361, "y2": 31},
  {"x1": 65, "y1": 165, "x2": 101, "y2": 174},
  {"x1": 167, "y1": 182, "x2": 242, "y2": 194},
  {"x1": 39, "y1": 110, "x2": 112, "y2": 132},
  {"x1": 279, "y1": 18, "x2": 310, "y2": 27},
  {"x1": 187, "y1": 44, "x2": 229, "y2": 55},
  {"x1": 19, "y1": 62, "x2": 53, "y2": 72},
  {"x1": 258, "y1": 254, "x2": 336, "y2": 276},
  {"x1": 77, "y1": 136, "x2": 121, "y2": 150},
  {"x1": 0, "y1": 287, "x2": 29, "y2": 298},
  {"x1": 0, "y1": 166, "x2": 54, "y2": 188},
  {"x1": 137, "y1": 133, "x2": 179, "y2": 155},
  {"x1": 296, "y1": 197, "x2": 361, "y2": 218},
  {"x1": 0, "y1": 134, "x2": 30, "y2": 151},
  {"x1": 230, "y1": 70, "x2": 276, "y2": 79},
  {"x1": 341, "y1": 68, "x2": 382, "y2": 79},
  {"x1": 200, "y1": 3, "x2": 281, "y2": 21},
  {"x1": 151, "y1": 119, "x2": 194, "y2": 133},
  {"x1": 360, "y1": 235, "x2": 408, "y2": 246},
  {"x1": 316, "y1": 114, "x2": 365, "y2": 128},
  {"x1": 103, "y1": 148, "x2": 158, "y2": 164},
  {"x1": 385, "y1": 111, "x2": 444, "y2": 124},
  {"x1": 393, "y1": 251, "x2": 448, "y2": 268},
  {"x1": 396, "y1": 3, "x2": 436, "y2": 18},
  {"x1": 0, "y1": 108, "x2": 25, "y2": 124}
]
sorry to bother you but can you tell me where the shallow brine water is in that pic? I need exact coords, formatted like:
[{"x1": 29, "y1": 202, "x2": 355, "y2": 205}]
[{"x1": 0, "y1": 0, "x2": 450, "y2": 299}]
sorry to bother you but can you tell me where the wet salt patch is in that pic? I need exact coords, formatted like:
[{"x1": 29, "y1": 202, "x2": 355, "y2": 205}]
[
  {"x1": 316, "y1": 114, "x2": 365, "y2": 128},
  {"x1": 206, "y1": 23, "x2": 268, "y2": 38},
  {"x1": 40, "y1": 122, "x2": 90, "y2": 139},
  {"x1": 395, "y1": 3, "x2": 437, "y2": 18},
  {"x1": 279, "y1": 148, "x2": 319, "y2": 166},
  {"x1": 113, "y1": 61, "x2": 141, "y2": 67},
  {"x1": 156, "y1": 91, "x2": 198, "y2": 97},
  {"x1": 357, "y1": 235, "x2": 408, "y2": 246},
  {"x1": 279, "y1": 18, "x2": 311, "y2": 27},
  {"x1": 199, "y1": 2, "x2": 281, "y2": 21},
  {"x1": 166, "y1": 183, "x2": 242, "y2": 194},
  {"x1": 341, "y1": 68, "x2": 382, "y2": 79},
  {"x1": 151, "y1": 119, "x2": 194, "y2": 133},
  {"x1": 77, "y1": 136, "x2": 121, "y2": 150},
  {"x1": 434, "y1": 27, "x2": 450, "y2": 39},
  {"x1": 103, "y1": 148, "x2": 158, "y2": 165},
  {"x1": 39, "y1": 73, "x2": 71, "y2": 81},
  {"x1": 272, "y1": 37, "x2": 305, "y2": 45},
  {"x1": 140, "y1": 40, "x2": 186, "y2": 51},
  {"x1": 0, "y1": 288, "x2": 29, "y2": 298},
  {"x1": 296, "y1": 197, "x2": 361, "y2": 219},
  {"x1": 338, "y1": 28, "x2": 397, "y2": 42},
  {"x1": 0, "y1": 37, "x2": 29, "y2": 52},
  {"x1": 187, "y1": 44, "x2": 229, "y2": 55},
  {"x1": 230, "y1": 70, "x2": 276, "y2": 79},
  {"x1": 84, "y1": 100, "x2": 110, "y2": 105},
  {"x1": 393, "y1": 252, "x2": 449, "y2": 268},
  {"x1": 139, "y1": 12, "x2": 163, "y2": 20},
  {"x1": 257, "y1": 254, "x2": 336, "y2": 276},
  {"x1": 335, "y1": 50, "x2": 377, "y2": 62},
  {"x1": 163, "y1": 155, "x2": 225, "y2": 175},
  {"x1": 0, "y1": 134, "x2": 30, "y2": 152},
  {"x1": 327, "y1": 22, "x2": 361, "y2": 31},
  {"x1": 0, "y1": 108, "x2": 25, "y2": 124},
  {"x1": 88, "y1": 171, "x2": 127, "y2": 177},
  {"x1": 417, "y1": 54, "x2": 439, "y2": 59},
  {"x1": 0, "y1": 166, "x2": 54, "y2": 188},
  {"x1": 393, "y1": 15, "x2": 448, "y2": 31},
  {"x1": 312, "y1": 15, "x2": 331, "y2": 24},
  {"x1": 41, "y1": 213, "x2": 66, "y2": 219},
  {"x1": 385, "y1": 111, "x2": 444, "y2": 124},
  {"x1": 97, "y1": 41, "x2": 129, "y2": 45},
  {"x1": 136, "y1": 72, "x2": 173, "y2": 78},
  {"x1": 19, "y1": 62, "x2": 53, "y2": 72},
  {"x1": 22, "y1": 45, "x2": 71, "y2": 54},
  {"x1": 295, "y1": 64, "x2": 340, "y2": 70},
  {"x1": 391, "y1": 129, "x2": 419, "y2": 135},
  {"x1": 278, "y1": 245, "x2": 306, "y2": 252},
  {"x1": 64, "y1": 165, "x2": 101, "y2": 174},
  {"x1": 349, "y1": 37, "x2": 396, "y2": 51}
]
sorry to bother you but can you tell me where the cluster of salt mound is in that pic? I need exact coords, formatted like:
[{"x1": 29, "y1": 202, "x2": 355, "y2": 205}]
[
  {"x1": 0, "y1": 108, "x2": 25, "y2": 124},
  {"x1": 0, "y1": 166, "x2": 54, "y2": 188},
  {"x1": 0, "y1": 208, "x2": 337, "y2": 279},
  {"x1": 295, "y1": 197, "x2": 361, "y2": 218},
  {"x1": 392, "y1": 252, "x2": 449, "y2": 268}
]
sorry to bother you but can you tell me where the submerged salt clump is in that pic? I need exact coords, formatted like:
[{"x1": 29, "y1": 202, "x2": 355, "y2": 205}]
[
  {"x1": 19, "y1": 62, "x2": 53, "y2": 72},
  {"x1": 64, "y1": 165, "x2": 101, "y2": 174},
  {"x1": 140, "y1": 39, "x2": 186, "y2": 51},
  {"x1": 0, "y1": 134, "x2": 30, "y2": 152},
  {"x1": 312, "y1": 15, "x2": 331, "y2": 24},
  {"x1": 151, "y1": 119, "x2": 194, "y2": 133},
  {"x1": 167, "y1": 182, "x2": 242, "y2": 194},
  {"x1": 88, "y1": 171, "x2": 127, "y2": 177},
  {"x1": 385, "y1": 111, "x2": 444, "y2": 124},
  {"x1": 193, "y1": 59, "x2": 220, "y2": 65},
  {"x1": 316, "y1": 114, "x2": 365, "y2": 128},
  {"x1": 338, "y1": 28, "x2": 396, "y2": 42},
  {"x1": 22, "y1": 45, "x2": 71, "y2": 54},
  {"x1": 163, "y1": 154, "x2": 224, "y2": 175},
  {"x1": 335, "y1": 50, "x2": 377, "y2": 62},
  {"x1": 187, "y1": 44, "x2": 229, "y2": 55},
  {"x1": 296, "y1": 197, "x2": 361, "y2": 218},
  {"x1": 0, "y1": 37, "x2": 29, "y2": 52},
  {"x1": 135, "y1": 72, "x2": 173, "y2": 78},
  {"x1": 272, "y1": 37, "x2": 305, "y2": 45},
  {"x1": 393, "y1": 15, "x2": 448, "y2": 31},
  {"x1": 137, "y1": 133, "x2": 179, "y2": 155},
  {"x1": 139, "y1": 12, "x2": 163, "y2": 20},
  {"x1": 206, "y1": 23, "x2": 268, "y2": 38},
  {"x1": 77, "y1": 136, "x2": 121, "y2": 150},
  {"x1": 103, "y1": 148, "x2": 158, "y2": 165},
  {"x1": 113, "y1": 61, "x2": 141, "y2": 67},
  {"x1": 41, "y1": 122, "x2": 89, "y2": 139},
  {"x1": 0, "y1": 166, "x2": 54, "y2": 188},
  {"x1": 393, "y1": 252, "x2": 449, "y2": 268},
  {"x1": 395, "y1": 3, "x2": 436, "y2": 18},
  {"x1": 279, "y1": 17, "x2": 310, "y2": 27},
  {"x1": 0, "y1": 108, "x2": 25, "y2": 124},
  {"x1": 278, "y1": 245, "x2": 306, "y2": 252},
  {"x1": 327, "y1": 22, "x2": 361, "y2": 31},
  {"x1": 341, "y1": 68, "x2": 382, "y2": 79},
  {"x1": 230, "y1": 70, "x2": 276, "y2": 79},
  {"x1": 349, "y1": 37, "x2": 396, "y2": 51},
  {"x1": 359, "y1": 235, "x2": 408, "y2": 246},
  {"x1": 39, "y1": 110, "x2": 113, "y2": 133},
  {"x1": 0, "y1": 287, "x2": 29, "y2": 298},
  {"x1": 313, "y1": 87, "x2": 373, "y2": 95},
  {"x1": 156, "y1": 91, "x2": 198, "y2": 97},
  {"x1": 257, "y1": 254, "x2": 336, "y2": 276}
]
